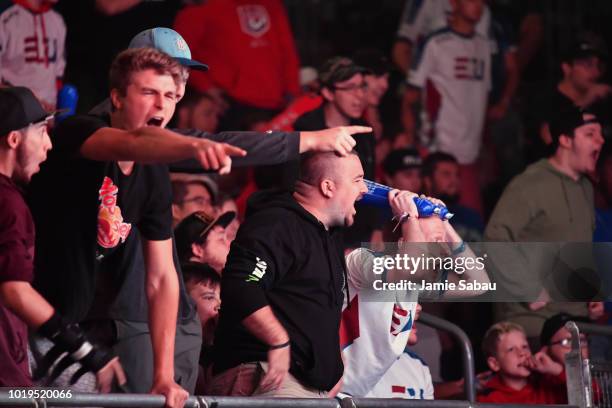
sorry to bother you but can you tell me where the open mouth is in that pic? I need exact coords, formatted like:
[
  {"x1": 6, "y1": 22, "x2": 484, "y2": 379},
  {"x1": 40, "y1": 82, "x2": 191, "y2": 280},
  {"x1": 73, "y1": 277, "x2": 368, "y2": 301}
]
[{"x1": 147, "y1": 116, "x2": 164, "y2": 127}]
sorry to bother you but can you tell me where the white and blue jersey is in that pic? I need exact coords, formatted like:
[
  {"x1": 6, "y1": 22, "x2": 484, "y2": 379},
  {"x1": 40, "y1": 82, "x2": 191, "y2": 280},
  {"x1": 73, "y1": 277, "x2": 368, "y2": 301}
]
[{"x1": 368, "y1": 348, "x2": 434, "y2": 399}]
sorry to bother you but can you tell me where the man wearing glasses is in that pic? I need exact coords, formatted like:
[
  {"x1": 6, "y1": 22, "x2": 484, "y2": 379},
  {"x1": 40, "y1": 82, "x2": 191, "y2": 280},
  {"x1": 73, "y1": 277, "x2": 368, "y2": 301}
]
[
  {"x1": 261, "y1": 56, "x2": 375, "y2": 192},
  {"x1": 289, "y1": 57, "x2": 376, "y2": 248}
]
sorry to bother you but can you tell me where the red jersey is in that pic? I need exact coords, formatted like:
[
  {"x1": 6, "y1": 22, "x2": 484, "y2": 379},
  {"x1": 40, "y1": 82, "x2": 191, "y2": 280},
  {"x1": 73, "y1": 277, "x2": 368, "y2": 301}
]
[{"x1": 174, "y1": 0, "x2": 300, "y2": 109}]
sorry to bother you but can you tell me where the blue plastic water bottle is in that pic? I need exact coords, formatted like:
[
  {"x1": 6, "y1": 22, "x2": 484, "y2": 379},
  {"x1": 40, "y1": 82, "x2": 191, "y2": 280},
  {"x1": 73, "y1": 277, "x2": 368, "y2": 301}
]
[
  {"x1": 362, "y1": 179, "x2": 453, "y2": 220},
  {"x1": 56, "y1": 84, "x2": 78, "y2": 122}
]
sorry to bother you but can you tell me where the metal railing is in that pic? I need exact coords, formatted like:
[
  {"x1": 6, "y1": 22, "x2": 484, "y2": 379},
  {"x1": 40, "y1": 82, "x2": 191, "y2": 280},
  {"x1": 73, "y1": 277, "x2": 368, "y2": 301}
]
[
  {"x1": 0, "y1": 392, "x2": 579, "y2": 408},
  {"x1": 565, "y1": 321, "x2": 612, "y2": 408},
  {"x1": 418, "y1": 312, "x2": 476, "y2": 403}
]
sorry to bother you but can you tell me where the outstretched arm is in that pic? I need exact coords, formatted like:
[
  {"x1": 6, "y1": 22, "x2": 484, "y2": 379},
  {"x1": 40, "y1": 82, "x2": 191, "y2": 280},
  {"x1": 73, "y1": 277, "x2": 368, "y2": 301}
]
[{"x1": 80, "y1": 126, "x2": 246, "y2": 174}]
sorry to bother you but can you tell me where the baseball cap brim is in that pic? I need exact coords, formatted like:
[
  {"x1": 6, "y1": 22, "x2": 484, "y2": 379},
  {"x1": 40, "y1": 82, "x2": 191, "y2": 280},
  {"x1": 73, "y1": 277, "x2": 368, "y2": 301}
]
[
  {"x1": 174, "y1": 57, "x2": 209, "y2": 71},
  {"x1": 200, "y1": 211, "x2": 236, "y2": 238}
]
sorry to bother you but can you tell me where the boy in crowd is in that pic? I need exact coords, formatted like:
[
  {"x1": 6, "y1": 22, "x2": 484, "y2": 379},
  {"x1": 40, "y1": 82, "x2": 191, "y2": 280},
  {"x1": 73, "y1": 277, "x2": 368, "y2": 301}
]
[
  {"x1": 478, "y1": 321, "x2": 566, "y2": 403},
  {"x1": 174, "y1": 209, "x2": 234, "y2": 273},
  {"x1": 182, "y1": 262, "x2": 220, "y2": 348},
  {"x1": 181, "y1": 262, "x2": 220, "y2": 395}
]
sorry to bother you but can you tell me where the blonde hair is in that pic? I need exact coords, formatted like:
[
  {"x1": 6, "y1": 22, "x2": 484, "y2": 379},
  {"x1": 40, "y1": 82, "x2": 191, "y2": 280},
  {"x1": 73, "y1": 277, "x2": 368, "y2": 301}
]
[{"x1": 482, "y1": 321, "x2": 526, "y2": 358}]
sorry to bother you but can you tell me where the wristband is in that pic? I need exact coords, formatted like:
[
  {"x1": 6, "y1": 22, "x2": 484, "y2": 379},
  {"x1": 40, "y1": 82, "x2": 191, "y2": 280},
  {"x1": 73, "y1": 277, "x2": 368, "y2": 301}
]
[
  {"x1": 269, "y1": 340, "x2": 291, "y2": 350},
  {"x1": 392, "y1": 212, "x2": 410, "y2": 232},
  {"x1": 451, "y1": 241, "x2": 466, "y2": 256}
]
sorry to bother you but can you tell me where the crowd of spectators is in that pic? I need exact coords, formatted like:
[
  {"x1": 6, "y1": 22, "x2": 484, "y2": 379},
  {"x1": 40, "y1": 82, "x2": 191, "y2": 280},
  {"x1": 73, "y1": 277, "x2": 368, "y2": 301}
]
[{"x1": 1, "y1": 0, "x2": 612, "y2": 406}]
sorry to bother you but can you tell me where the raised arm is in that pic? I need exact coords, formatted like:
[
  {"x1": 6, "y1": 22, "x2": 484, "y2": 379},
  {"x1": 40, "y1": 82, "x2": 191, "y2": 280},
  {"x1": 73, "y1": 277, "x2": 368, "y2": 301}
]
[
  {"x1": 80, "y1": 126, "x2": 246, "y2": 174},
  {"x1": 170, "y1": 126, "x2": 370, "y2": 170}
]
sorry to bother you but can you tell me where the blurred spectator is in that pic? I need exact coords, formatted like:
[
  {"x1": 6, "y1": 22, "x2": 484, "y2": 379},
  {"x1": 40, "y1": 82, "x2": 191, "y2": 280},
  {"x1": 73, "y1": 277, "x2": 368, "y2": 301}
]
[
  {"x1": 485, "y1": 107, "x2": 604, "y2": 344},
  {"x1": 484, "y1": 6, "x2": 523, "y2": 191},
  {"x1": 539, "y1": 33, "x2": 612, "y2": 153},
  {"x1": 392, "y1": 0, "x2": 491, "y2": 74},
  {"x1": 539, "y1": 312, "x2": 590, "y2": 403},
  {"x1": 264, "y1": 66, "x2": 323, "y2": 132},
  {"x1": 174, "y1": 210, "x2": 234, "y2": 272},
  {"x1": 595, "y1": 142, "x2": 612, "y2": 239},
  {"x1": 171, "y1": 173, "x2": 219, "y2": 226},
  {"x1": 478, "y1": 321, "x2": 566, "y2": 404},
  {"x1": 174, "y1": 0, "x2": 300, "y2": 129},
  {"x1": 422, "y1": 152, "x2": 484, "y2": 242},
  {"x1": 352, "y1": 48, "x2": 391, "y2": 141},
  {"x1": 402, "y1": 0, "x2": 491, "y2": 215},
  {"x1": 382, "y1": 148, "x2": 423, "y2": 193},
  {"x1": 0, "y1": 0, "x2": 66, "y2": 109},
  {"x1": 217, "y1": 193, "x2": 240, "y2": 242},
  {"x1": 173, "y1": 87, "x2": 219, "y2": 133}
]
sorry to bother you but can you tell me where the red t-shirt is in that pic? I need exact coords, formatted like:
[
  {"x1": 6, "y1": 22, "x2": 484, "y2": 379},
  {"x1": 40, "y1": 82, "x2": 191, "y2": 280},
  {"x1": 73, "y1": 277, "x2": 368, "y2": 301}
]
[
  {"x1": 477, "y1": 373, "x2": 566, "y2": 404},
  {"x1": 174, "y1": 0, "x2": 300, "y2": 109},
  {"x1": 0, "y1": 174, "x2": 35, "y2": 386}
]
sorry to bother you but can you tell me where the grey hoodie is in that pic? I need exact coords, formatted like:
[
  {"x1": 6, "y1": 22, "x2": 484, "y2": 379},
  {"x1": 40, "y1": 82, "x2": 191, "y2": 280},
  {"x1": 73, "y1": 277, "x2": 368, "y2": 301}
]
[{"x1": 485, "y1": 158, "x2": 594, "y2": 338}]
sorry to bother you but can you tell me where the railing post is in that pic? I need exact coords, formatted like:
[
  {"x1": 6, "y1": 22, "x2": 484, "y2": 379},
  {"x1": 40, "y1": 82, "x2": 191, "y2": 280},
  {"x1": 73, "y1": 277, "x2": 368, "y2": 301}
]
[
  {"x1": 419, "y1": 312, "x2": 476, "y2": 403},
  {"x1": 565, "y1": 321, "x2": 592, "y2": 408}
]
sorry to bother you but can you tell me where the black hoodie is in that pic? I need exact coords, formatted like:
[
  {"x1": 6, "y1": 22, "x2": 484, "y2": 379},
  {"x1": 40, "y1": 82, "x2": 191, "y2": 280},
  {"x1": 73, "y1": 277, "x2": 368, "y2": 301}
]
[{"x1": 213, "y1": 190, "x2": 346, "y2": 391}]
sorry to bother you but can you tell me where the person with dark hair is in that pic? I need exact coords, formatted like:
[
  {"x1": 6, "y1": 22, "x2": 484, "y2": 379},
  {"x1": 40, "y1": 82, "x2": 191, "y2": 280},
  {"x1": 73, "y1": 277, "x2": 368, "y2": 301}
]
[
  {"x1": 27, "y1": 48, "x2": 246, "y2": 407},
  {"x1": 538, "y1": 33, "x2": 612, "y2": 155},
  {"x1": 352, "y1": 48, "x2": 391, "y2": 141},
  {"x1": 173, "y1": 87, "x2": 219, "y2": 133},
  {"x1": 382, "y1": 148, "x2": 423, "y2": 193},
  {"x1": 181, "y1": 262, "x2": 221, "y2": 394},
  {"x1": 485, "y1": 106, "x2": 604, "y2": 346},
  {"x1": 174, "y1": 210, "x2": 234, "y2": 272},
  {"x1": 209, "y1": 151, "x2": 368, "y2": 398},
  {"x1": 170, "y1": 173, "x2": 219, "y2": 226},
  {"x1": 81, "y1": 27, "x2": 371, "y2": 400},
  {"x1": 422, "y1": 152, "x2": 484, "y2": 242},
  {"x1": 0, "y1": 86, "x2": 125, "y2": 389},
  {"x1": 181, "y1": 262, "x2": 221, "y2": 348}
]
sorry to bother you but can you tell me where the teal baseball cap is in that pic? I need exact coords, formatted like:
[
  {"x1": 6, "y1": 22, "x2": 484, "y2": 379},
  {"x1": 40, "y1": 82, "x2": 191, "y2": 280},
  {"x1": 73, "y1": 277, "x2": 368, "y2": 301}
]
[{"x1": 129, "y1": 27, "x2": 208, "y2": 71}]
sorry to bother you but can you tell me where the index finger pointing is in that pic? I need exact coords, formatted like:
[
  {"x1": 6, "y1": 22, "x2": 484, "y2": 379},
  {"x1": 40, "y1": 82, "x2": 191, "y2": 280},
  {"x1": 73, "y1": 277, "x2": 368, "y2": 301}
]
[
  {"x1": 344, "y1": 126, "x2": 373, "y2": 135},
  {"x1": 222, "y1": 143, "x2": 247, "y2": 157}
]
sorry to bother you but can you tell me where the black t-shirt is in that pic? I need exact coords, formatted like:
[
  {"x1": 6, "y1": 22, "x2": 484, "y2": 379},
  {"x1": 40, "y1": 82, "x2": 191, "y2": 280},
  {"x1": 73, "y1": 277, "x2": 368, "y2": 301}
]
[{"x1": 29, "y1": 114, "x2": 173, "y2": 323}]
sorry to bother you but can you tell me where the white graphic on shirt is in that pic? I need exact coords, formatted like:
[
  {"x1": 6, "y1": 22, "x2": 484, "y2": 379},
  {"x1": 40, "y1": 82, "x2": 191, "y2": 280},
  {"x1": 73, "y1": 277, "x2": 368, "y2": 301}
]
[{"x1": 237, "y1": 5, "x2": 270, "y2": 38}]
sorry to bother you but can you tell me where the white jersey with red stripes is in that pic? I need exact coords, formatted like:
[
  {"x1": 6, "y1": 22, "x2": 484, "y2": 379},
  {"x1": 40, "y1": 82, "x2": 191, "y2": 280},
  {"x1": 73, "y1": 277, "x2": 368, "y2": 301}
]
[
  {"x1": 340, "y1": 248, "x2": 425, "y2": 397},
  {"x1": 408, "y1": 28, "x2": 491, "y2": 164},
  {"x1": 367, "y1": 349, "x2": 434, "y2": 399},
  {"x1": 0, "y1": 2, "x2": 66, "y2": 107}
]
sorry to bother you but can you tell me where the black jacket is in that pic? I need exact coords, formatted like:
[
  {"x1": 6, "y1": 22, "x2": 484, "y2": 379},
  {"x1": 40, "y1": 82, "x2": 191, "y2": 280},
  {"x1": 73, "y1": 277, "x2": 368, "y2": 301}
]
[{"x1": 214, "y1": 190, "x2": 346, "y2": 390}]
